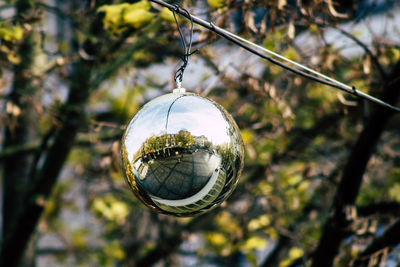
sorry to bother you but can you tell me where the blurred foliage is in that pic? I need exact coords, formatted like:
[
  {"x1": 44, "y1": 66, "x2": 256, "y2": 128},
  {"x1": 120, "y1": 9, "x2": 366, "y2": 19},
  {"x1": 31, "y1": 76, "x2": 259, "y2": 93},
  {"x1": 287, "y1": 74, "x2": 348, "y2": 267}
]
[
  {"x1": 207, "y1": 0, "x2": 226, "y2": 9},
  {"x1": 98, "y1": 1, "x2": 154, "y2": 33},
  {"x1": 0, "y1": 22, "x2": 23, "y2": 42},
  {"x1": 1, "y1": 0, "x2": 400, "y2": 266},
  {"x1": 98, "y1": 0, "x2": 178, "y2": 34}
]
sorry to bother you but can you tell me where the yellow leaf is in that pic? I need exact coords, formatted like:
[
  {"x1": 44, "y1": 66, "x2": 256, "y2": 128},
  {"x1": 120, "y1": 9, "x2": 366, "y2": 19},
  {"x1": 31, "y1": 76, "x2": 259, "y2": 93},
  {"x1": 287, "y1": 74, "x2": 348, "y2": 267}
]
[
  {"x1": 216, "y1": 211, "x2": 240, "y2": 233},
  {"x1": 389, "y1": 183, "x2": 400, "y2": 201},
  {"x1": 287, "y1": 174, "x2": 302, "y2": 186},
  {"x1": 248, "y1": 215, "x2": 270, "y2": 231},
  {"x1": 207, "y1": 0, "x2": 225, "y2": 8},
  {"x1": 243, "y1": 236, "x2": 267, "y2": 250},
  {"x1": 98, "y1": 3, "x2": 130, "y2": 32},
  {"x1": 129, "y1": 0, "x2": 151, "y2": 10},
  {"x1": 159, "y1": 7, "x2": 175, "y2": 23},
  {"x1": 241, "y1": 129, "x2": 254, "y2": 145},
  {"x1": 98, "y1": 1, "x2": 153, "y2": 32},
  {"x1": 7, "y1": 53, "x2": 21, "y2": 64},
  {"x1": 205, "y1": 232, "x2": 227, "y2": 246},
  {"x1": 0, "y1": 24, "x2": 24, "y2": 42},
  {"x1": 282, "y1": 47, "x2": 298, "y2": 61},
  {"x1": 92, "y1": 195, "x2": 129, "y2": 224},
  {"x1": 123, "y1": 0, "x2": 153, "y2": 26},
  {"x1": 264, "y1": 227, "x2": 278, "y2": 240},
  {"x1": 123, "y1": 7, "x2": 154, "y2": 28},
  {"x1": 104, "y1": 241, "x2": 125, "y2": 260},
  {"x1": 72, "y1": 230, "x2": 88, "y2": 249},
  {"x1": 289, "y1": 247, "x2": 303, "y2": 259}
]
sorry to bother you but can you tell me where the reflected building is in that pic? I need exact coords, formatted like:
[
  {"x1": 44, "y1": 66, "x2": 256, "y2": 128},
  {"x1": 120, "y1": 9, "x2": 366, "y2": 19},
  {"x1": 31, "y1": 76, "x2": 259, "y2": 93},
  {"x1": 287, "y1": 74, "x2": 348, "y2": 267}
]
[{"x1": 121, "y1": 91, "x2": 244, "y2": 217}]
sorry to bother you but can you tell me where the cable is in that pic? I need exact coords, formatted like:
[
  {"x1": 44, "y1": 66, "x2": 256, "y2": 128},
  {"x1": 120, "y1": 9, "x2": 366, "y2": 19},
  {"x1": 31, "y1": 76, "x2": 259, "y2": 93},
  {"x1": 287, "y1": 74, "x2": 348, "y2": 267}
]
[{"x1": 149, "y1": 0, "x2": 400, "y2": 112}]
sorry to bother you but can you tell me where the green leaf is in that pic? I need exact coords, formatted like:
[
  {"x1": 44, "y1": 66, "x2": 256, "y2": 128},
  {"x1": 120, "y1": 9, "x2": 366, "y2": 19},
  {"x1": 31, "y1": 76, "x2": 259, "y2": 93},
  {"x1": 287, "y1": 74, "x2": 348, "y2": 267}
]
[
  {"x1": 92, "y1": 195, "x2": 129, "y2": 224},
  {"x1": 389, "y1": 183, "x2": 400, "y2": 202},
  {"x1": 104, "y1": 241, "x2": 125, "y2": 261},
  {"x1": 72, "y1": 229, "x2": 89, "y2": 250}
]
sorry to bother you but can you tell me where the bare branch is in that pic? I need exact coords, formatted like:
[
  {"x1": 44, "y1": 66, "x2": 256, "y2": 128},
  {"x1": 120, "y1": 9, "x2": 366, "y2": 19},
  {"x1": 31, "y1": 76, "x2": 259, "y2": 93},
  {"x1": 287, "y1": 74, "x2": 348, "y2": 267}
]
[
  {"x1": 0, "y1": 129, "x2": 123, "y2": 161},
  {"x1": 330, "y1": 24, "x2": 387, "y2": 79},
  {"x1": 357, "y1": 202, "x2": 400, "y2": 218},
  {"x1": 353, "y1": 220, "x2": 400, "y2": 266}
]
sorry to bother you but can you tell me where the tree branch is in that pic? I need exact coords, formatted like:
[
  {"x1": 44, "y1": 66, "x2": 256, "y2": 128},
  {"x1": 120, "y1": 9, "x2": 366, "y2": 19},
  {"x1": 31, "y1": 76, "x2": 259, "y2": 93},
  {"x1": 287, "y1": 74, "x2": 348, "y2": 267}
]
[
  {"x1": 353, "y1": 220, "x2": 400, "y2": 266},
  {"x1": 311, "y1": 60, "x2": 400, "y2": 267},
  {"x1": 1, "y1": 0, "x2": 40, "y2": 261},
  {"x1": 314, "y1": 20, "x2": 387, "y2": 80},
  {"x1": 0, "y1": 25, "x2": 150, "y2": 267},
  {"x1": 134, "y1": 210, "x2": 219, "y2": 267},
  {"x1": 0, "y1": 56, "x2": 94, "y2": 267},
  {"x1": 357, "y1": 202, "x2": 400, "y2": 218},
  {"x1": 0, "y1": 129, "x2": 123, "y2": 161},
  {"x1": 261, "y1": 169, "x2": 339, "y2": 267},
  {"x1": 332, "y1": 24, "x2": 387, "y2": 79}
]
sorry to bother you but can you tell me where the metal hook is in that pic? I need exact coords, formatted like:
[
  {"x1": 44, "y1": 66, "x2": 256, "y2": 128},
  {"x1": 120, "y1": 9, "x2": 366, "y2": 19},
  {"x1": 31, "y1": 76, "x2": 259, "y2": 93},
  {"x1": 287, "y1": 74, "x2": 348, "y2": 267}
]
[{"x1": 171, "y1": 5, "x2": 195, "y2": 89}]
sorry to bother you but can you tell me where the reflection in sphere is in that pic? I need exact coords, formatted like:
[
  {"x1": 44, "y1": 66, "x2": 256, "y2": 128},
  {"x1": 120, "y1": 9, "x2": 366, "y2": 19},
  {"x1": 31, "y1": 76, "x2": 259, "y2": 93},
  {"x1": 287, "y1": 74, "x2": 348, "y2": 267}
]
[{"x1": 121, "y1": 91, "x2": 244, "y2": 217}]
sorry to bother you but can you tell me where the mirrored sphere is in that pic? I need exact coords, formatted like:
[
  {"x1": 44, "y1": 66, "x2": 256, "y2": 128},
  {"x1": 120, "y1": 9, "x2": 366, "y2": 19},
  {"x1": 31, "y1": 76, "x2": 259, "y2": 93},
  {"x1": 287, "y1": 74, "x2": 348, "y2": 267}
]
[{"x1": 121, "y1": 91, "x2": 244, "y2": 217}]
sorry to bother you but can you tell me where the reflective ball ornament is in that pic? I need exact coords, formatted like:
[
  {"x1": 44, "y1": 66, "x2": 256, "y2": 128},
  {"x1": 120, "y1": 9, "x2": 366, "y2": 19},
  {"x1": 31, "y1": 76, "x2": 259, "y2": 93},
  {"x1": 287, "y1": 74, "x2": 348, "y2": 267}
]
[{"x1": 121, "y1": 90, "x2": 244, "y2": 217}]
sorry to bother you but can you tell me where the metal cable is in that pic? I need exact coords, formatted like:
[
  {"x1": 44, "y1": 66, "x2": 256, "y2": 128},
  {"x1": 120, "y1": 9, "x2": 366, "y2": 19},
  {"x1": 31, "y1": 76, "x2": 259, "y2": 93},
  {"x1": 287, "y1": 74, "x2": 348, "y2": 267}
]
[{"x1": 149, "y1": 0, "x2": 400, "y2": 112}]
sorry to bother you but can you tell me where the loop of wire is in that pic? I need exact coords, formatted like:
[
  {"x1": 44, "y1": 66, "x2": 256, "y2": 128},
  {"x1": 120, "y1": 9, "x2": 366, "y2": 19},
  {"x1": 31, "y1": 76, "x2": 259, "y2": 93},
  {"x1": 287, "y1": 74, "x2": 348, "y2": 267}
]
[{"x1": 171, "y1": 5, "x2": 196, "y2": 89}]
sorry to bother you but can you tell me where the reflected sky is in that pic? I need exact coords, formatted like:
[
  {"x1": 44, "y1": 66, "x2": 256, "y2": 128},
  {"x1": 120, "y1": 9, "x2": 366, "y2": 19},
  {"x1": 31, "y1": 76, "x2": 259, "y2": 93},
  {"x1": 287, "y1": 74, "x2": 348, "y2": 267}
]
[{"x1": 124, "y1": 92, "x2": 232, "y2": 162}]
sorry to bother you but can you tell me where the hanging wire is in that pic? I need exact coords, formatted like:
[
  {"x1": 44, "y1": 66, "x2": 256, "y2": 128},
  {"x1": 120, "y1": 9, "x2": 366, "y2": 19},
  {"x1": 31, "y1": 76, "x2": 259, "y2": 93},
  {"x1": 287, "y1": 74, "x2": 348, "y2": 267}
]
[
  {"x1": 171, "y1": 5, "x2": 196, "y2": 89},
  {"x1": 155, "y1": 0, "x2": 400, "y2": 112}
]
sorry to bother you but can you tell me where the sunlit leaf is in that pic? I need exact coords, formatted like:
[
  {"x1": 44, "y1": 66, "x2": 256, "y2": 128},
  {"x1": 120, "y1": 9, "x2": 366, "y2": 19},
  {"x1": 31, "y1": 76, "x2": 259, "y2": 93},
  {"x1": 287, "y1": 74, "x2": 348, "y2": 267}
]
[
  {"x1": 72, "y1": 229, "x2": 89, "y2": 250},
  {"x1": 205, "y1": 232, "x2": 228, "y2": 246},
  {"x1": 207, "y1": 0, "x2": 225, "y2": 8},
  {"x1": 241, "y1": 129, "x2": 254, "y2": 145},
  {"x1": 104, "y1": 241, "x2": 125, "y2": 261},
  {"x1": 289, "y1": 247, "x2": 303, "y2": 259},
  {"x1": 248, "y1": 215, "x2": 270, "y2": 231},
  {"x1": 159, "y1": 7, "x2": 175, "y2": 23},
  {"x1": 98, "y1": 3, "x2": 130, "y2": 32},
  {"x1": 92, "y1": 195, "x2": 129, "y2": 225},
  {"x1": 216, "y1": 211, "x2": 240, "y2": 233},
  {"x1": 0, "y1": 23, "x2": 23, "y2": 42},
  {"x1": 389, "y1": 183, "x2": 400, "y2": 202},
  {"x1": 123, "y1": 6, "x2": 154, "y2": 28},
  {"x1": 242, "y1": 236, "x2": 267, "y2": 250},
  {"x1": 7, "y1": 53, "x2": 21, "y2": 64},
  {"x1": 98, "y1": 1, "x2": 154, "y2": 33}
]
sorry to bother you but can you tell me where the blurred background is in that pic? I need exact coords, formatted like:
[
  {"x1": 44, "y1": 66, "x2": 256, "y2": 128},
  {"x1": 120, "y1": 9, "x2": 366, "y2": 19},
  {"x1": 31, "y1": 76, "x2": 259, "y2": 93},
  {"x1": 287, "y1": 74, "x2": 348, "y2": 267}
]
[{"x1": 0, "y1": 0, "x2": 400, "y2": 266}]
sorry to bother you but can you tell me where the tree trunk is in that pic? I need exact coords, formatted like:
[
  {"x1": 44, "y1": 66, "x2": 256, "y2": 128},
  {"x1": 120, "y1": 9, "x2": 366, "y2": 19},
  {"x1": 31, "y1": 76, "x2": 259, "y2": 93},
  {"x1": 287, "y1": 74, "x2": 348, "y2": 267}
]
[
  {"x1": 1, "y1": 2, "x2": 40, "y2": 266},
  {"x1": 311, "y1": 60, "x2": 400, "y2": 266}
]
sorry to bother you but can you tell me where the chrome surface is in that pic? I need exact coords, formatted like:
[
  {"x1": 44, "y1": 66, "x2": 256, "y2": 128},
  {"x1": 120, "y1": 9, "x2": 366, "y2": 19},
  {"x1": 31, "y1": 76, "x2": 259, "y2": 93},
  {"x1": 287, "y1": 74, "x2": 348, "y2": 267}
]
[{"x1": 121, "y1": 91, "x2": 244, "y2": 216}]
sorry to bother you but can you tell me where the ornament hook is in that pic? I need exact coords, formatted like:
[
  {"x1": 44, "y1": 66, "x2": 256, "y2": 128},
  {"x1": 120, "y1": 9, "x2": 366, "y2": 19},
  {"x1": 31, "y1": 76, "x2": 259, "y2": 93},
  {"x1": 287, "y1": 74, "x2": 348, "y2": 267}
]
[{"x1": 171, "y1": 5, "x2": 197, "y2": 90}]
